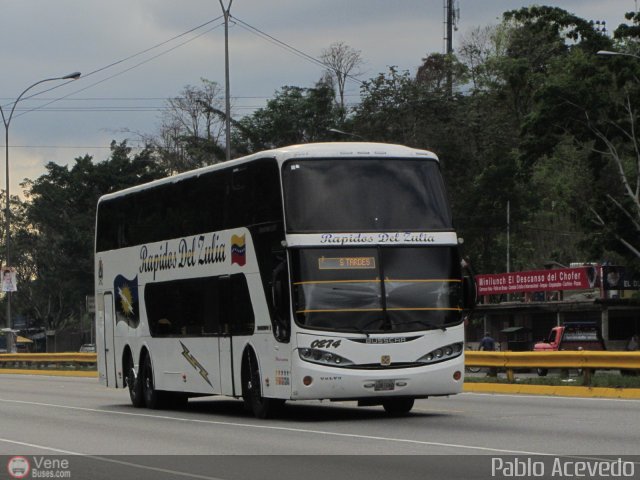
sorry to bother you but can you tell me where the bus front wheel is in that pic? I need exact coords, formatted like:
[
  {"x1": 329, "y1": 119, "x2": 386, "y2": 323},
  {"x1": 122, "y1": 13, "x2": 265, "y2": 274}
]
[
  {"x1": 382, "y1": 398, "x2": 415, "y2": 416},
  {"x1": 242, "y1": 349, "x2": 283, "y2": 419}
]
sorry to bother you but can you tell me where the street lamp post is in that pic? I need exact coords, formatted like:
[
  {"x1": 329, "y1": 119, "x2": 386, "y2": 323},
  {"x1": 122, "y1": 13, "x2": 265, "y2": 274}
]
[
  {"x1": 597, "y1": 50, "x2": 640, "y2": 60},
  {"x1": 327, "y1": 128, "x2": 364, "y2": 140},
  {"x1": 0, "y1": 71, "x2": 81, "y2": 330}
]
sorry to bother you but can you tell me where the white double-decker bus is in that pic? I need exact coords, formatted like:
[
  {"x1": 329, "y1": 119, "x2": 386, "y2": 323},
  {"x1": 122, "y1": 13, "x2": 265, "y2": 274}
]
[{"x1": 95, "y1": 142, "x2": 474, "y2": 417}]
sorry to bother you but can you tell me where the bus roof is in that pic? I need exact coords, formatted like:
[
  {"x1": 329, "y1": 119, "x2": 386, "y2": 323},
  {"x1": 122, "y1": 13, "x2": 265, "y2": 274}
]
[
  {"x1": 262, "y1": 142, "x2": 439, "y2": 161},
  {"x1": 98, "y1": 142, "x2": 439, "y2": 203}
]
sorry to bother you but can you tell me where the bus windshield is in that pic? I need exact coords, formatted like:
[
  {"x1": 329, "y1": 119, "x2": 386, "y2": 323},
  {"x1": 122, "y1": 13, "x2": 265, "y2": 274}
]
[
  {"x1": 291, "y1": 247, "x2": 463, "y2": 333},
  {"x1": 282, "y1": 158, "x2": 452, "y2": 232}
]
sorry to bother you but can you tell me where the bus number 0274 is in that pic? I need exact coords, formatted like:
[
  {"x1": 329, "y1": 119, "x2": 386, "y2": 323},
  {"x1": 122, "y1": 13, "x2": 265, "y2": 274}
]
[{"x1": 310, "y1": 339, "x2": 342, "y2": 349}]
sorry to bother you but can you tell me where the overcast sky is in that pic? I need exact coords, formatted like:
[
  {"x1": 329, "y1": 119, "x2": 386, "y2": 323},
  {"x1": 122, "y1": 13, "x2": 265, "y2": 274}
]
[{"x1": 0, "y1": 0, "x2": 635, "y2": 195}]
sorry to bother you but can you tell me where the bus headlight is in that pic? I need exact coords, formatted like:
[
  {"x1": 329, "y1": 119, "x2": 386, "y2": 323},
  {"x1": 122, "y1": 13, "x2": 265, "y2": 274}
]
[
  {"x1": 298, "y1": 348, "x2": 354, "y2": 367},
  {"x1": 417, "y1": 342, "x2": 463, "y2": 365}
]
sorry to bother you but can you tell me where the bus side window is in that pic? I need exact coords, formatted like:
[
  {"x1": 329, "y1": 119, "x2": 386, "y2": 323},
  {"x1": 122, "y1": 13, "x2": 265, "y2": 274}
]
[
  {"x1": 202, "y1": 281, "x2": 220, "y2": 335},
  {"x1": 271, "y1": 259, "x2": 291, "y2": 342}
]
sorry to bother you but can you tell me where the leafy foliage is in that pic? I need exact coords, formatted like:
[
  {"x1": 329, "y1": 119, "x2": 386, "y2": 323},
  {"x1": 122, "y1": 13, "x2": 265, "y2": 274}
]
[
  {"x1": 7, "y1": 142, "x2": 166, "y2": 331},
  {"x1": 234, "y1": 82, "x2": 340, "y2": 153},
  {"x1": 147, "y1": 79, "x2": 227, "y2": 173}
]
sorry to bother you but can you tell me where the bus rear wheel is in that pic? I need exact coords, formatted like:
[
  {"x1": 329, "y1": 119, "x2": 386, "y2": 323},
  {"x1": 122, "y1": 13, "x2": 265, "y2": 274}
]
[
  {"x1": 382, "y1": 398, "x2": 415, "y2": 416},
  {"x1": 126, "y1": 354, "x2": 144, "y2": 408},
  {"x1": 242, "y1": 349, "x2": 283, "y2": 419},
  {"x1": 141, "y1": 354, "x2": 164, "y2": 409}
]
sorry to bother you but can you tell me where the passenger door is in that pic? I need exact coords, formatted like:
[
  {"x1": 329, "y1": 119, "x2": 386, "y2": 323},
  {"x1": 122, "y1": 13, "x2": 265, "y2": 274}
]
[
  {"x1": 218, "y1": 274, "x2": 255, "y2": 397},
  {"x1": 102, "y1": 293, "x2": 117, "y2": 387}
]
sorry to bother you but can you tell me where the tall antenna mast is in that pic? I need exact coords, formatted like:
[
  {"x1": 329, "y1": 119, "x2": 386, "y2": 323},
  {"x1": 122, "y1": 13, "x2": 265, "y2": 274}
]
[
  {"x1": 443, "y1": 0, "x2": 459, "y2": 54},
  {"x1": 443, "y1": 0, "x2": 459, "y2": 95},
  {"x1": 445, "y1": 0, "x2": 454, "y2": 55}
]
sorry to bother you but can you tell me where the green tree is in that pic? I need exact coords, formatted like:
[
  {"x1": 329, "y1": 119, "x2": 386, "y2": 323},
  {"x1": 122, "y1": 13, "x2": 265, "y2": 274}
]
[
  {"x1": 15, "y1": 142, "x2": 165, "y2": 331},
  {"x1": 147, "y1": 78, "x2": 226, "y2": 173},
  {"x1": 351, "y1": 66, "x2": 427, "y2": 145},
  {"x1": 350, "y1": 61, "x2": 524, "y2": 272},
  {"x1": 416, "y1": 53, "x2": 468, "y2": 94},
  {"x1": 504, "y1": 7, "x2": 640, "y2": 263},
  {"x1": 234, "y1": 82, "x2": 340, "y2": 153},
  {"x1": 459, "y1": 6, "x2": 618, "y2": 271},
  {"x1": 320, "y1": 41, "x2": 364, "y2": 118}
]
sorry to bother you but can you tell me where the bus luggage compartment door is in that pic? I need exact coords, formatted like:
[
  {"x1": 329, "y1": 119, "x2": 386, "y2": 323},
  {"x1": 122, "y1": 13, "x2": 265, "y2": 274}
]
[{"x1": 218, "y1": 336, "x2": 235, "y2": 396}]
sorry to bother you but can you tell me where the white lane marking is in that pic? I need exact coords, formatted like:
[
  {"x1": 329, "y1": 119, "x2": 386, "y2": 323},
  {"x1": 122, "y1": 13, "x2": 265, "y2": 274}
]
[
  {"x1": 412, "y1": 407, "x2": 465, "y2": 414},
  {"x1": 0, "y1": 437, "x2": 226, "y2": 480},
  {"x1": 0, "y1": 397, "x2": 583, "y2": 456},
  {"x1": 1, "y1": 397, "x2": 638, "y2": 464}
]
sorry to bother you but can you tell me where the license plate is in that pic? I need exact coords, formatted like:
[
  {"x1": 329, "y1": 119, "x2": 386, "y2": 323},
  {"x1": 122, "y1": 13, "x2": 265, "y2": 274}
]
[{"x1": 374, "y1": 379, "x2": 395, "y2": 391}]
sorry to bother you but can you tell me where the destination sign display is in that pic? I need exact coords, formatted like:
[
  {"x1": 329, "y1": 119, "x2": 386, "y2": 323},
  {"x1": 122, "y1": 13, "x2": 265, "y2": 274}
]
[{"x1": 318, "y1": 257, "x2": 376, "y2": 270}]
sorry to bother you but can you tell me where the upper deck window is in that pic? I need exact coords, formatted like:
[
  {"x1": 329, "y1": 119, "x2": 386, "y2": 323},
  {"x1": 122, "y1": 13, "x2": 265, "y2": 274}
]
[
  {"x1": 282, "y1": 158, "x2": 452, "y2": 233},
  {"x1": 96, "y1": 158, "x2": 282, "y2": 251}
]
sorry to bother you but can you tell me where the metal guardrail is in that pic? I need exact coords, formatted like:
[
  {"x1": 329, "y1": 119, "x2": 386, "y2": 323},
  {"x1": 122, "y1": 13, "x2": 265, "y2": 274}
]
[
  {"x1": 465, "y1": 351, "x2": 640, "y2": 385},
  {"x1": 1, "y1": 351, "x2": 639, "y2": 381},
  {"x1": 0, "y1": 352, "x2": 97, "y2": 370},
  {"x1": 465, "y1": 351, "x2": 640, "y2": 369}
]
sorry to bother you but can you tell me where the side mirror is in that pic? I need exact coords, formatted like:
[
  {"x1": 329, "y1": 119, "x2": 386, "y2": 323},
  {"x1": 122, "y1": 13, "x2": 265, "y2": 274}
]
[{"x1": 462, "y1": 275, "x2": 477, "y2": 310}]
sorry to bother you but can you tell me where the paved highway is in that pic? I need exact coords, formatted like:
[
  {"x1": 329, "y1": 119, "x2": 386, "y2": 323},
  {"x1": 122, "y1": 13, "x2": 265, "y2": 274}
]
[{"x1": 0, "y1": 374, "x2": 638, "y2": 479}]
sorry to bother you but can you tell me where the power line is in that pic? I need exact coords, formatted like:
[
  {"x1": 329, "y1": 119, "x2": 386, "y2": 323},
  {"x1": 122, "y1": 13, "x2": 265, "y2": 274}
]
[
  {"x1": 3, "y1": 16, "x2": 224, "y2": 112},
  {"x1": 4, "y1": 145, "x2": 122, "y2": 149},
  {"x1": 12, "y1": 18, "x2": 226, "y2": 119},
  {"x1": 7, "y1": 14, "x2": 366, "y2": 122},
  {"x1": 2, "y1": 12, "x2": 372, "y2": 157},
  {"x1": 1, "y1": 93, "x2": 363, "y2": 104},
  {"x1": 5, "y1": 105, "x2": 281, "y2": 113},
  {"x1": 232, "y1": 15, "x2": 365, "y2": 87},
  {"x1": 17, "y1": 23, "x2": 225, "y2": 118},
  {"x1": 4, "y1": 100, "x2": 361, "y2": 114}
]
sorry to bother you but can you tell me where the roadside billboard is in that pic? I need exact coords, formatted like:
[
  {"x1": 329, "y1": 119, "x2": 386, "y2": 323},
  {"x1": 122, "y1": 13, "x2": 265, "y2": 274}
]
[{"x1": 476, "y1": 266, "x2": 597, "y2": 296}]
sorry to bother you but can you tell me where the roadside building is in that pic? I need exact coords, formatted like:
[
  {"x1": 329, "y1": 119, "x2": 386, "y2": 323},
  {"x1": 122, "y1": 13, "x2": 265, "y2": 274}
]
[{"x1": 468, "y1": 265, "x2": 640, "y2": 351}]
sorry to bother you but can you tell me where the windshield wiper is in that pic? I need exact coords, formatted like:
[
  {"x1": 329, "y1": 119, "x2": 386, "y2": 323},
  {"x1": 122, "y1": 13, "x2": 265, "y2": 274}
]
[
  {"x1": 397, "y1": 319, "x2": 447, "y2": 331},
  {"x1": 347, "y1": 316, "x2": 388, "y2": 338}
]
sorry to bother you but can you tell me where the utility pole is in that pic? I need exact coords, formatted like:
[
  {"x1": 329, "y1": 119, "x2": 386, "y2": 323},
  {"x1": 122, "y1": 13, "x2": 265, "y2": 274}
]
[
  {"x1": 506, "y1": 200, "x2": 511, "y2": 274},
  {"x1": 219, "y1": 0, "x2": 233, "y2": 161},
  {"x1": 506, "y1": 200, "x2": 511, "y2": 302}
]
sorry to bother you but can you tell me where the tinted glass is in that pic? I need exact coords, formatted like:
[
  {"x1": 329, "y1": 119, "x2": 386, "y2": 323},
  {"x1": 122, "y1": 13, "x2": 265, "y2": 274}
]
[
  {"x1": 96, "y1": 158, "x2": 282, "y2": 251},
  {"x1": 145, "y1": 274, "x2": 254, "y2": 337},
  {"x1": 291, "y1": 247, "x2": 463, "y2": 333},
  {"x1": 282, "y1": 159, "x2": 452, "y2": 233}
]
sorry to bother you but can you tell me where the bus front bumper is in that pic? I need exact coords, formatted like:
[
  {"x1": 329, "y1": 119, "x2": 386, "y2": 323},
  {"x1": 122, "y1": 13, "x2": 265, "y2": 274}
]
[{"x1": 289, "y1": 355, "x2": 464, "y2": 401}]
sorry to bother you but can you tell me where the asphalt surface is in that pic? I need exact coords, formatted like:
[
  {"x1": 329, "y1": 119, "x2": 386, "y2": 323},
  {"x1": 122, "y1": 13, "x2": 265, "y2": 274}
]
[{"x1": 0, "y1": 374, "x2": 638, "y2": 479}]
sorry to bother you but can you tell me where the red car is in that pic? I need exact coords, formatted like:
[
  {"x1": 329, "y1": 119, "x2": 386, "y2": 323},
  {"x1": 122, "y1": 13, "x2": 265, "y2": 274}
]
[{"x1": 533, "y1": 322, "x2": 605, "y2": 376}]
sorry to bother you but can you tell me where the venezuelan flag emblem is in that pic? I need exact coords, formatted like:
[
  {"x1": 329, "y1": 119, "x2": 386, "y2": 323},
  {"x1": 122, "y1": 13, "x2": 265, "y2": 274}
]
[{"x1": 231, "y1": 234, "x2": 246, "y2": 266}]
